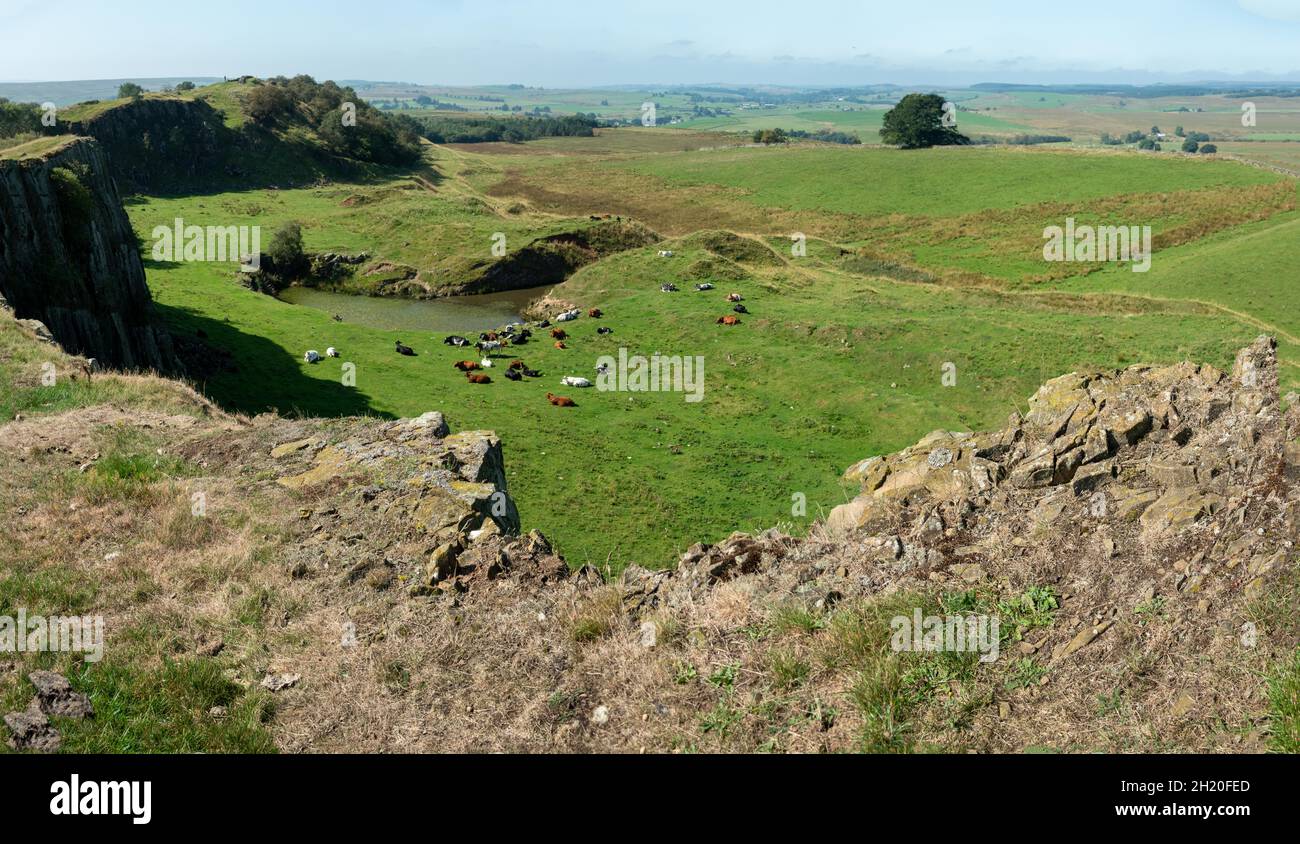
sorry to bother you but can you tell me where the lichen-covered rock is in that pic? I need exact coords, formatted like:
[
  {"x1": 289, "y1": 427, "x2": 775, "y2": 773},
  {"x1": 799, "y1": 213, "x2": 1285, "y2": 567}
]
[
  {"x1": 828, "y1": 336, "x2": 1287, "y2": 552},
  {"x1": 274, "y1": 412, "x2": 521, "y2": 539}
]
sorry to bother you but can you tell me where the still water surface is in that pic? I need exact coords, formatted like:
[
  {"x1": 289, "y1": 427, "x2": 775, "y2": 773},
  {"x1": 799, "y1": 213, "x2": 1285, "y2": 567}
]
[{"x1": 278, "y1": 285, "x2": 550, "y2": 334}]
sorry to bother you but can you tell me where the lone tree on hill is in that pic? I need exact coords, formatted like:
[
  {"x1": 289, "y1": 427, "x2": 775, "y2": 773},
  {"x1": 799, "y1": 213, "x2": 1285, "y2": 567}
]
[
  {"x1": 117, "y1": 82, "x2": 144, "y2": 100},
  {"x1": 880, "y1": 93, "x2": 970, "y2": 149}
]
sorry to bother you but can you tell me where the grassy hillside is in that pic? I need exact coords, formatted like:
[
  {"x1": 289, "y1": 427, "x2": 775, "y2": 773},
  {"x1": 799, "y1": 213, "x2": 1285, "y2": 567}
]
[{"x1": 19, "y1": 101, "x2": 1276, "y2": 573}]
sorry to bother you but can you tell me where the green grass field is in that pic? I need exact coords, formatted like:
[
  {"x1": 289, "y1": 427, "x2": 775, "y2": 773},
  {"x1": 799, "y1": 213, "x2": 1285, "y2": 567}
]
[
  {"x1": 33, "y1": 79, "x2": 1276, "y2": 572},
  {"x1": 122, "y1": 127, "x2": 1297, "y2": 572}
]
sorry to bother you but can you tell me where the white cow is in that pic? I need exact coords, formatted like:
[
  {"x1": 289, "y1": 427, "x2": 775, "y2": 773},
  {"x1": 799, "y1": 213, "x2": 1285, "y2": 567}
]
[
  {"x1": 561, "y1": 376, "x2": 593, "y2": 388},
  {"x1": 304, "y1": 350, "x2": 322, "y2": 363},
  {"x1": 326, "y1": 347, "x2": 339, "y2": 358}
]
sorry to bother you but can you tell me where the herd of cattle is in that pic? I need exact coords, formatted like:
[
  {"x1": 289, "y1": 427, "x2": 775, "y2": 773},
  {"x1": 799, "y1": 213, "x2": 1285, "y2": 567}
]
[{"x1": 301, "y1": 286, "x2": 750, "y2": 408}]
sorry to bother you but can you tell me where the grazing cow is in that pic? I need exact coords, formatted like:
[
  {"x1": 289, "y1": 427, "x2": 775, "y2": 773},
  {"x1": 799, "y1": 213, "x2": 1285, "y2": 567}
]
[
  {"x1": 588, "y1": 308, "x2": 603, "y2": 318},
  {"x1": 504, "y1": 369, "x2": 522, "y2": 381},
  {"x1": 661, "y1": 283, "x2": 679, "y2": 293},
  {"x1": 466, "y1": 373, "x2": 492, "y2": 384},
  {"x1": 509, "y1": 360, "x2": 527, "y2": 371},
  {"x1": 444, "y1": 335, "x2": 471, "y2": 347},
  {"x1": 562, "y1": 376, "x2": 592, "y2": 388},
  {"x1": 550, "y1": 329, "x2": 568, "y2": 340},
  {"x1": 304, "y1": 350, "x2": 323, "y2": 363},
  {"x1": 695, "y1": 283, "x2": 714, "y2": 291},
  {"x1": 726, "y1": 293, "x2": 744, "y2": 302},
  {"x1": 326, "y1": 347, "x2": 340, "y2": 358},
  {"x1": 733, "y1": 304, "x2": 749, "y2": 314},
  {"x1": 478, "y1": 340, "x2": 502, "y2": 355},
  {"x1": 522, "y1": 368, "x2": 542, "y2": 378},
  {"x1": 554, "y1": 341, "x2": 568, "y2": 350},
  {"x1": 395, "y1": 341, "x2": 416, "y2": 356},
  {"x1": 547, "y1": 392, "x2": 576, "y2": 407},
  {"x1": 454, "y1": 360, "x2": 481, "y2": 371},
  {"x1": 717, "y1": 315, "x2": 741, "y2": 326},
  {"x1": 596, "y1": 326, "x2": 614, "y2": 335}
]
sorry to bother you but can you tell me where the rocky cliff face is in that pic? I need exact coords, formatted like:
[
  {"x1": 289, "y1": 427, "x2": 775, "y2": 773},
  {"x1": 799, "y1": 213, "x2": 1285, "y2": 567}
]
[
  {"x1": 0, "y1": 138, "x2": 176, "y2": 372},
  {"x1": 65, "y1": 98, "x2": 227, "y2": 194}
]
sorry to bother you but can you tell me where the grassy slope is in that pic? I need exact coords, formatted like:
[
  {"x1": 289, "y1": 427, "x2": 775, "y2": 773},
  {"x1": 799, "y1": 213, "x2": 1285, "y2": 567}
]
[
  {"x1": 130, "y1": 211, "x2": 1268, "y2": 572},
  {"x1": 617, "y1": 144, "x2": 1281, "y2": 217},
  {"x1": 108, "y1": 104, "x2": 1300, "y2": 571}
]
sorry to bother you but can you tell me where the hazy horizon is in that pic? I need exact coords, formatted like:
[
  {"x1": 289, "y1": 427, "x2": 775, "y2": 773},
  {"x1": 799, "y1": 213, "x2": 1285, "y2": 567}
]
[{"x1": 4, "y1": 0, "x2": 1300, "y2": 88}]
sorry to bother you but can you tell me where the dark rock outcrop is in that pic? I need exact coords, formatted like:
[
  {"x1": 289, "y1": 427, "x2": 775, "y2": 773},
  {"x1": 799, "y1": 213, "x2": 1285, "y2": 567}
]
[
  {"x1": 65, "y1": 98, "x2": 226, "y2": 194},
  {"x1": 0, "y1": 138, "x2": 177, "y2": 372}
]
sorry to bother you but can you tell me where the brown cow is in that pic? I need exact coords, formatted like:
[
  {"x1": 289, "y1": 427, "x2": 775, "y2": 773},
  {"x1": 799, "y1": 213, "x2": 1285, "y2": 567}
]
[
  {"x1": 550, "y1": 329, "x2": 568, "y2": 340},
  {"x1": 454, "y1": 360, "x2": 480, "y2": 371},
  {"x1": 554, "y1": 341, "x2": 568, "y2": 350},
  {"x1": 717, "y1": 315, "x2": 741, "y2": 326},
  {"x1": 466, "y1": 373, "x2": 492, "y2": 384},
  {"x1": 726, "y1": 293, "x2": 744, "y2": 302},
  {"x1": 588, "y1": 308, "x2": 603, "y2": 318},
  {"x1": 546, "y1": 392, "x2": 576, "y2": 407},
  {"x1": 508, "y1": 360, "x2": 526, "y2": 371}
]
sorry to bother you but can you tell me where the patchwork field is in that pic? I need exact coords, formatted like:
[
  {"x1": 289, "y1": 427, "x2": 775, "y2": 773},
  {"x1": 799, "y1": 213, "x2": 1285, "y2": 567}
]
[{"x1": 124, "y1": 126, "x2": 1299, "y2": 572}]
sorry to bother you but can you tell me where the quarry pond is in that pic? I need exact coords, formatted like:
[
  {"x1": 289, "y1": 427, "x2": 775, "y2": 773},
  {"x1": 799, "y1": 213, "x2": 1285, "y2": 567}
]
[{"x1": 277, "y1": 284, "x2": 551, "y2": 333}]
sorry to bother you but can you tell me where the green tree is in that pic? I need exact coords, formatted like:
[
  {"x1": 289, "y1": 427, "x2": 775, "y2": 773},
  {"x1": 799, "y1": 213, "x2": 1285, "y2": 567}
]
[
  {"x1": 175, "y1": 81, "x2": 196, "y2": 92},
  {"x1": 879, "y1": 93, "x2": 969, "y2": 149},
  {"x1": 1199, "y1": 143, "x2": 1218, "y2": 154},
  {"x1": 267, "y1": 221, "x2": 307, "y2": 280},
  {"x1": 1181, "y1": 139, "x2": 1200, "y2": 153},
  {"x1": 117, "y1": 82, "x2": 144, "y2": 100}
]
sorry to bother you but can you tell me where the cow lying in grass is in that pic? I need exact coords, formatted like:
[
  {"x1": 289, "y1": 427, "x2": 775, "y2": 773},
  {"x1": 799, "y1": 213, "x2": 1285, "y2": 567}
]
[
  {"x1": 453, "y1": 360, "x2": 480, "y2": 371},
  {"x1": 561, "y1": 376, "x2": 592, "y2": 388},
  {"x1": 465, "y1": 372, "x2": 492, "y2": 384},
  {"x1": 717, "y1": 315, "x2": 741, "y2": 326},
  {"x1": 547, "y1": 392, "x2": 576, "y2": 407}
]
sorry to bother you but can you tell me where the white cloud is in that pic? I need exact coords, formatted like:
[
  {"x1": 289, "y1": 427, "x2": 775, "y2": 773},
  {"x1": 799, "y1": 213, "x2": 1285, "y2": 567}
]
[{"x1": 1237, "y1": 1, "x2": 1300, "y2": 23}]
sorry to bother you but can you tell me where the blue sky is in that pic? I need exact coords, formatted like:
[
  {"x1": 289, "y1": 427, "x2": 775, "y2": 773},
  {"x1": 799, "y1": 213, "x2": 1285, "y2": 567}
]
[{"x1": 4, "y1": 0, "x2": 1300, "y2": 85}]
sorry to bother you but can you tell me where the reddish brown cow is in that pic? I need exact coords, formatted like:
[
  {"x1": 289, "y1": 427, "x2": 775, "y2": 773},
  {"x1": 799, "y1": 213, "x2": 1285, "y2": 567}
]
[
  {"x1": 466, "y1": 373, "x2": 492, "y2": 384},
  {"x1": 550, "y1": 329, "x2": 568, "y2": 340},
  {"x1": 546, "y1": 392, "x2": 576, "y2": 407},
  {"x1": 454, "y1": 360, "x2": 480, "y2": 371},
  {"x1": 717, "y1": 315, "x2": 741, "y2": 326}
]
